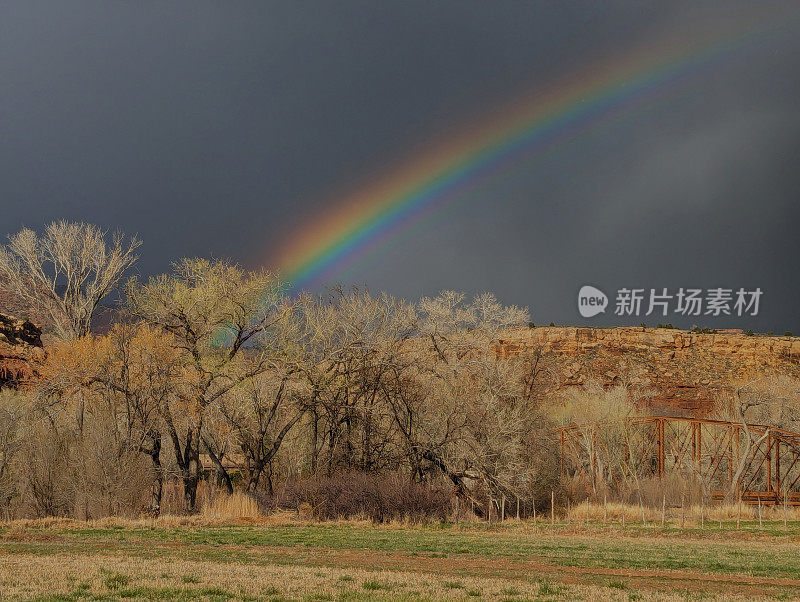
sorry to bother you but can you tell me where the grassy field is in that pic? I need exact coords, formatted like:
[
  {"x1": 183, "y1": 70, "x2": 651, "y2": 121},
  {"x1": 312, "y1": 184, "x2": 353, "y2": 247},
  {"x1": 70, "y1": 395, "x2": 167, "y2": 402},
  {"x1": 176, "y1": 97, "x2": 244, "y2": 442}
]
[{"x1": 2, "y1": 515, "x2": 800, "y2": 601}]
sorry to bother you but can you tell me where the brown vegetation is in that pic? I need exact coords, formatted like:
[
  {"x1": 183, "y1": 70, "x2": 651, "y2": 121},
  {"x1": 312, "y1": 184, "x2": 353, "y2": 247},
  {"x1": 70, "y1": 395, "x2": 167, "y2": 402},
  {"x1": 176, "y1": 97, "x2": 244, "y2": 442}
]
[{"x1": 1, "y1": 221, "x2": 799, "y2": 525}]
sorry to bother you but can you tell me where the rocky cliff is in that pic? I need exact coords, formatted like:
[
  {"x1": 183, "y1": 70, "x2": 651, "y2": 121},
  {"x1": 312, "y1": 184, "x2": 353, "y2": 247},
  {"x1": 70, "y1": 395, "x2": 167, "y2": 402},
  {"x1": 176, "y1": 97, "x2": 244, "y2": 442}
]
[
  {"x1": 494, "y1": 326, "x2": 800, "y2": 415},
  {"x1": 0, "y1": 313, "x2": 43, "y2": 388}
]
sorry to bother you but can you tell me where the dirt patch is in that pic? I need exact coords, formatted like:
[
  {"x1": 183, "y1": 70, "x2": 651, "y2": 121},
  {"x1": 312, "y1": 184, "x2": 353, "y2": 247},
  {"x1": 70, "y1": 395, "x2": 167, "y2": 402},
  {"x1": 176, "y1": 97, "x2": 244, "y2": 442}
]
[
  {"x1": 236, "y1": 543, "x2": 800, "y2": 597},
  {"x1": 0, "y1": 530, "x2": 65, "y2": 543}
]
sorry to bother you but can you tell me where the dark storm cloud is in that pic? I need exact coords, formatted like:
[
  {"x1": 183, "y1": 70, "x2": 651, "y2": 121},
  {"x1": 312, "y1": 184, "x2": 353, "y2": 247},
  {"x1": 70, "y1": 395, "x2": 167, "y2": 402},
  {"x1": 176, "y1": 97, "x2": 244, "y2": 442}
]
[{"x1": 1, "y1": 1, "x2": 799, "y2": 331}]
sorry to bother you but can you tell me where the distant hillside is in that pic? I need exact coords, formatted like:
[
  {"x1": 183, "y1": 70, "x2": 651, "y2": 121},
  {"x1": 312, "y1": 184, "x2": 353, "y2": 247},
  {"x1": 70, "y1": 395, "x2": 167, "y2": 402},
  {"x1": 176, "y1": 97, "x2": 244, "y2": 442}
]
[{"x1": 494, "y1": 326, "x2": 800, "y2": 416}]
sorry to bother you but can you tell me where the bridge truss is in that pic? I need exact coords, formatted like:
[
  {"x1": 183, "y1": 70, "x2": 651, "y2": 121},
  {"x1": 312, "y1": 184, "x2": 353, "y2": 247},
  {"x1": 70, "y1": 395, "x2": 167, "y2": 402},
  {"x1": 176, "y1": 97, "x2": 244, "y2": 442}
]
[{"x1": 558, "y1": 416, "x2": 800, "y2": 505}]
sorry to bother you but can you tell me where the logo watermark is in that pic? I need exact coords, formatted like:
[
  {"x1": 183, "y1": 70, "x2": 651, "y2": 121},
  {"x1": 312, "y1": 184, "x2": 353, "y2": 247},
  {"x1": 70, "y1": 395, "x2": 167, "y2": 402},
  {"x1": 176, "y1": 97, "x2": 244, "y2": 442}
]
[
  {"x1": 578, "y1": 286, "x2": 762, "y2": 318},
  {"x1": 578, "y1": 285, "x2": 608, "y2": 318}
]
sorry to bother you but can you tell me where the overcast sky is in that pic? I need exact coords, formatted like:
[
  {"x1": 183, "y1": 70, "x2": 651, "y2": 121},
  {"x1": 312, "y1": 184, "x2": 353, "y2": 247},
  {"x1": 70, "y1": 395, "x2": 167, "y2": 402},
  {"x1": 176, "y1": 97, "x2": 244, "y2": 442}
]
[{"x1": 2, "y1": 1, "x2": 799, "y2": 331}]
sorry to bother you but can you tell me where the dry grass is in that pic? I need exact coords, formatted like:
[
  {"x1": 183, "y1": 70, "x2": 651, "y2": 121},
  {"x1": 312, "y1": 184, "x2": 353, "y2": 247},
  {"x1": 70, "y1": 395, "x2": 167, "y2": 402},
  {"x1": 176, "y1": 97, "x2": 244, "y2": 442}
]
[
  {"x1": 3, "y1": 498, "x2": 800, "y2": 532},
  {"x1": 0, "y1": 551, "x2": 770, "y2": 601},
  {"x1": 4, "y1": 517, "x2": 800, "y2": 600},
  {"x1": 4, "y1": 497, "x2": 800, "y2": 534},
  {"x1": 0, "y1": 511, "x2": 297, "y2": 533},
  {"x1": 553, "y1": 499, "x2": 800, "y2": 527},
  {"x1": 200, "y1": 491, "x2": 262, "y2": 520}
]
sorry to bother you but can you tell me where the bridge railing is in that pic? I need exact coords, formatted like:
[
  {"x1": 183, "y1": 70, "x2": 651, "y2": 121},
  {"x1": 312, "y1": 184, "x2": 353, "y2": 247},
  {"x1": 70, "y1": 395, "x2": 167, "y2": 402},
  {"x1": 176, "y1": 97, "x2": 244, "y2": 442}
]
[{"x1": 558, "y1": 416, "x2": 800, "y2": 505}]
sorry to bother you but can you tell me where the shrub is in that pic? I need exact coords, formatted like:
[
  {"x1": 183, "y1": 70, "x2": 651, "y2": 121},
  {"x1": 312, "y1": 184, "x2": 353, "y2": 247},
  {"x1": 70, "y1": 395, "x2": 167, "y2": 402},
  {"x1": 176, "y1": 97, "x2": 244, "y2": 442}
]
[{"x1": 266, "y1": 472, "x2": 454, "y2": 522}]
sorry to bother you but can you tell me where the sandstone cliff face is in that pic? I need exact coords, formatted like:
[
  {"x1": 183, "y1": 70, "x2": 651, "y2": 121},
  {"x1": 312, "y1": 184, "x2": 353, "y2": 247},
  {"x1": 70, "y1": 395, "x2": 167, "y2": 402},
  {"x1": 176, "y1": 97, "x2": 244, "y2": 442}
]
[
  {"x1": 494, "y1": 327, "x2": 800, "y2": 416},
  {"x1": 0, "y1": 313, "x2": 43, "y2": 388}
]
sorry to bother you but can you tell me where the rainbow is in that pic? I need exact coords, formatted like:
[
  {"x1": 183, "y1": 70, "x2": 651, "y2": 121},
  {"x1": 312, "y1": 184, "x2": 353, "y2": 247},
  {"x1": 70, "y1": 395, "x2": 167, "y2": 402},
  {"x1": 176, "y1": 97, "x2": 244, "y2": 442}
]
[{"x1": 272, "y1": 11, "x2": 794, "y2": 292}]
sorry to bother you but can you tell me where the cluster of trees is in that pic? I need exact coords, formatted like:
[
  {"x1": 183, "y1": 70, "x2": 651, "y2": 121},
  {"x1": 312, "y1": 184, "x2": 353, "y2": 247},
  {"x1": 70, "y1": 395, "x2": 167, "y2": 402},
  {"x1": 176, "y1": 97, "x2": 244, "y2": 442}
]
[
  {"x1": 0, "y1": 222, "x2": 558, "y2": 519},
  {"x1": 3, "y1": 222, "x2": 797, "y2": 521}
]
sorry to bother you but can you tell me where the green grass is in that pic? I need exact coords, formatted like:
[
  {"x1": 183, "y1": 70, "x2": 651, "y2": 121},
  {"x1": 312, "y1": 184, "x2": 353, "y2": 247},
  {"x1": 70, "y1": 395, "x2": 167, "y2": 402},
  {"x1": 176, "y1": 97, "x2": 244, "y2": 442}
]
[
  {"x1": 536, "y1": 579, "x2": 565, "y2": 597},
  {"x1": 362, "y1": 579, "x2": 393, "y2": 591},
  {"x1": 6, "y1": 520, "x2": 800, "y2": 601},
  {"x1": 6, "y1": 522, "x2": 800, "y2": 581},
  {"x1": 102, "y1": 572, "x2": 131, "y2": 590}
]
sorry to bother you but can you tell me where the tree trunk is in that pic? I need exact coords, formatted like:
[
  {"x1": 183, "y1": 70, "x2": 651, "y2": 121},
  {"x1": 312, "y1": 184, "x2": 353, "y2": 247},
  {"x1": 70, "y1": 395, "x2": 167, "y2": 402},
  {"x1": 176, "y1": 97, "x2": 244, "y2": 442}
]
[
  {"x1": 310, "y1": 409, "x2": 319, "y2": 474},
  {"x1": 246, "y1": 461, "x2": 263, "y2": 493},
  {"x1": 183, "y1": 466, "x2": 198, "y2": 513},
  {"x1": 182, "y1": 426, "x2": 201, "y2": 513},
  {"x1": 203, "y1": 438, "x2": 233, "y2": 495},
  {"x1": 148, "y1": 435, "x2": 163, "y2": 517},
  {"x1": 266, "y1": 462, "x2": 274, "y2": 496}
]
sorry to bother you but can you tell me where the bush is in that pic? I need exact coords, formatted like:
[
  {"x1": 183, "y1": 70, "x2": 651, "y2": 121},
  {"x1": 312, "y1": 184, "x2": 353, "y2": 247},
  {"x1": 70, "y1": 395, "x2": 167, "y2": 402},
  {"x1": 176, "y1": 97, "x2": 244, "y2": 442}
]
[
  {"x1": 266, "y1": 472, "x2": 454, "y2": 522},
  {"x1": 691, "y1": 327, "x2": 717, "y2": 334}
]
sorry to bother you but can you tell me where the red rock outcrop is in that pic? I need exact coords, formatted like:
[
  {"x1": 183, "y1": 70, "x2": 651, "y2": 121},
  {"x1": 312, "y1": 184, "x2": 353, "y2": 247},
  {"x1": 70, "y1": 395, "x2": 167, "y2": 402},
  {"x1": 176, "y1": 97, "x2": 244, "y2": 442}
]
[
  {"x1": 0, "y1": 313, "x2": 44, "y2": 388},
  {"x1": 494, "y1": 326, "x2": 800, "y2": 416}
]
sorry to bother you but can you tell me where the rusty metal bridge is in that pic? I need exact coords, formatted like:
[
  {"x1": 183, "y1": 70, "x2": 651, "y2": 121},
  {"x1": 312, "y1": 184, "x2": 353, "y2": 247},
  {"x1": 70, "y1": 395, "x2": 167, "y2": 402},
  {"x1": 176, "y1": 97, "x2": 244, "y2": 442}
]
[{"x1": 558, "y1": 416, "x2": 800, "y2": 505}]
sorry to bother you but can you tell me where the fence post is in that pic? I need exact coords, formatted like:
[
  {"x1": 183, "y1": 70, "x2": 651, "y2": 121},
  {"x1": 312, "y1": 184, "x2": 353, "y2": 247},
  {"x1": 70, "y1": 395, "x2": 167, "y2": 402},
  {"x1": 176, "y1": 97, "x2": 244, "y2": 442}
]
[
  {"x1": 736, "y1": 495, "x2": 742, "y2": 530},
  {"x1": 661, "y1": 494, "x2": 666, "y2": 528},
  {"x1": 681, "y1": 493, "x2": 685, "y2": 529},
  {"x1": 758, "y1": 496, "x2": 763, "y2": 531},
  {"x1": 700, "y1": 496, "x2": 704, "y2": 529},
  {"x1": 784, "y1": 489, "x2": 788, "y2": 531},
  {"x1": 639, "y1": 493, "x2": 646, "y2": 525}
]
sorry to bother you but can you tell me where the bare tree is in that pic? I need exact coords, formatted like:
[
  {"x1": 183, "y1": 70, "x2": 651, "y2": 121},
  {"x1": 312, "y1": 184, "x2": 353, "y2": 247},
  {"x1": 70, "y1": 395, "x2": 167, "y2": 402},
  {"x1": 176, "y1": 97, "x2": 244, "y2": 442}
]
[
  {"x1": 298, "y1": 287, "x2": 415, "y2": 475},
  {"x1": 213, "y1": 371, "x2": 307, "y2": 493},
  {"x1": 125, "y1": 258, "x2": 291, "y2": 512},
  {"x1": 92, "y1": 324, "x2": 181, "y2": 516},
  {"x1": 723, "y1": 376, "x2": 800, "y2": 499},
  {"x1": 0, "y1": 390, "x2": 26, "y2": 509},
  {"x1": 559, "y1": 381, "x2": 643, "y2": 497},
  {"x1": 0, "y1": 221, "x2": 140, "y2": 338},
  {"x1": 404, "y1": 291, "x2": 546, "y2": 515}
]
